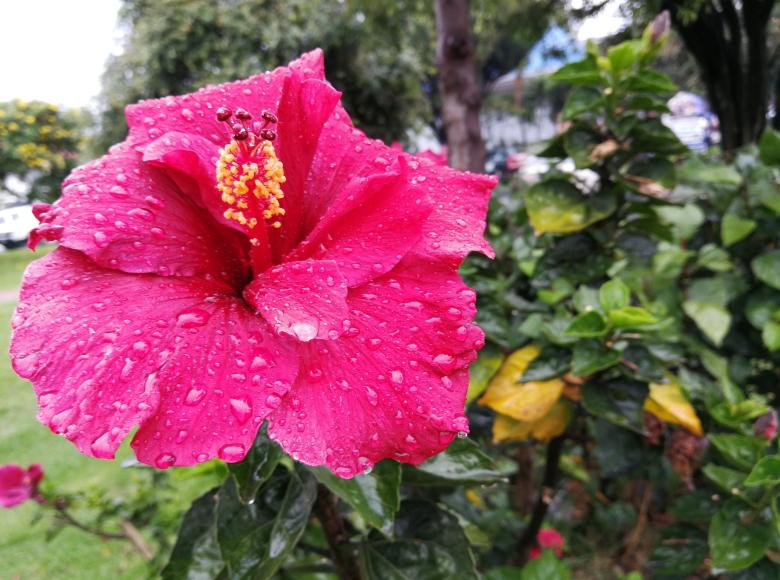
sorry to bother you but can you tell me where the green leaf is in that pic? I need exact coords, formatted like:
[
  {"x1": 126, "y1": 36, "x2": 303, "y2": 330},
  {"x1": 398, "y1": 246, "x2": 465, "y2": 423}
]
[
  {"x1": 608, "y1": 306, "x2": 658, "y2": 328},
  {"x1": 746, "y1": 288, "x2": 780, "y2": 329},
  {"x1": 162, "y1": 488, "x2": 224, "y2": 580},
  {"x1": 228, "y1": 424, "x2": 283, "y2": 504},
  {"x1": 563, "y1": 126, "x2": 601, "y2": 168},
  {"x1": 485, "y1": 567, "x2": 525, "y2": 580},
  {"x1": 721, "y1": 214, "x2": 757, "y2": 246},
  {"x1": 466, "y1": 348, "x2": 504, "y2": 403},
  {"x1": 703, "y1": 464, "x2": 746, "y2": 492},
  {"x1": 403, "y1": 438, "x2": 501, "y2": 486},
  {"x1": 538, "y1": 277, "x2": 574, "y2": 305},
  {"x1": 624, "y1": 69, "x2": 677, "y2": 94},
  {"x1": 759, "y1": 128, "x2": 780, "y2": 166},
  {"x1": 561, "y1": 86, "x2": 603, "y2": 121},
  {"x1": 520, "y1": 549, "x2": 571, "y2": 580},
  {"x1": 670, "y1": 491, "x2": 719, "y2": 524},
  {"x1": 607, "y1": 40, "x2": 641, "y2": 73},
  {"x1": 762, "y1": 321, "x2": 780, "y2": 351},
  {"x1": 697, "y1": 244, "x2": 733, "y2": 272},
  {"x1": 753, "y1": 177, "x2": 780, "y2": 213},
  {"x1": 599, "y1": 278, "x2": 630, "y2": 312},
  {"x1": 683, "y1": 301, "x2": 732, "y2": 346},
  {"x1": 217, "y1": 468, "x2": 317, "y2": 579},
  {"x1": 521, "y1": 346, "x2": 571, "y2": 381},
  {"x1": 550, "y1": 58, "x2": 603, "y2": 85},
  {"x1": 709, "y1": 434, "x2": 766, "y2": 471},
  {"x1": 654, "y1": 203, "x2": 705, "y2": 241},
  {"x1": 572, "y1": 340, "x2": 621, "y2": 376},
  {"x1": 565, "y1": 310, "x2": 609, "y2": 337},
  {"x1": 358, "y1": 500, "x2": 478, "y2": 579},
  {"x1": 677, "y1": 157, "x2": 742, "y2": 187},
  {"x1": 753, "y1": 250, "x2": 780, "y2": 290},
  {"x1": 745, "y1": 456, "x2": 780, "y2": 487},
  {"x1": 310, "y1": 460, "x2": 400, "y2": 535},
  {"x1": 709, "y1": 499, "x2": 774, "y2": 572},
  {"x1": 525, "y1": 179, "x2": 617, "y2": 234},
  {"x1": 648, "y1": 523, "x2": 708, "y2": 576},
  {"x1": 582, "y1": 379, "x2": 648, "y2": 432}
]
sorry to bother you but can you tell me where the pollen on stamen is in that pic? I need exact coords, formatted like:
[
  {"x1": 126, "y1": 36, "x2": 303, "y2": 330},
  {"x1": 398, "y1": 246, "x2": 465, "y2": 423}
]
[{"x1": 215, "y1": 107, "x2": 286, "y2": 232}]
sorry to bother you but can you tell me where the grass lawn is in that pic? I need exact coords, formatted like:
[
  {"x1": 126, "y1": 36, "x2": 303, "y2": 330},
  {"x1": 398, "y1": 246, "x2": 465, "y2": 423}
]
[{"x1": 0, "y1": 246, "x2": 219, "y2": 578}]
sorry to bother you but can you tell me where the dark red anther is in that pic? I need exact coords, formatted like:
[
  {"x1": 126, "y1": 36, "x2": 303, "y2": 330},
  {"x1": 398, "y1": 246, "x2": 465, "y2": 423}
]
[
  {"x1": 216, "y1": 107, "x2": 232, "y2": 122},
  {"x1": 232, "y1": 125, "x2": 249, "y2": 140},
  {"x1": 261, "y1": 110, "x2": 278, "y2": 124},
  {"x1": 260, "y1": 129, "x2": 277, "y2": 141},
  {"x1": 235, "y1": 108, "x2": 252, "y2": 120}
]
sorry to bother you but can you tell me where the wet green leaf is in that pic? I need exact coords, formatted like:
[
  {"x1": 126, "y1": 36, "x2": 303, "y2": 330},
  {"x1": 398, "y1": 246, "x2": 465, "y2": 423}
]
[
  {"x1": 745, "y1": 456, "x2": 780, "y2": 487},
  {"x1": 358, "y1": 500, "x2": 478, "y2": 579},
  {"x1": 608, "y1": 306, "x2": 658, "y2": 328},
  {"x1": 520, "y1": 549, "x2": 571, "y2": 579},
  {"x1": 228, "y1": 424, "x2": 283, "y2": 504},
  {"x1": 703, "y1": 464, "x2": 746, "y2": 492},
  {"x1": 709, "y1": 434, "x2": 766, "y2": 471},
  {"x1": 162, "y1": 488, "x2": 224, "y2": 580},
  {"x1": 752, "y1": 250, "x2": 780, "y2": 290},
  {"x1": 565, "y1": 310, "x2": 609, "y2": 337},
  {"x1": 310, "y1": 461, "x2": 400, "y2": 535},
  {"x1": 709, "y1": 499, "x2": 774, "y2": 572},
  {"x1": 217, "y1": 468, "x2": 317, "y2": 579},
  {"x1": 721, "y1": 215, "x2": 757, "y2": 246},
  {"x1": 403, "y1": 438, "x2": 501, "y2": 486},
  {"x1": 759, "y1": 128, "x2": 780, "y2": 166},
  {"x1": 582, "y1": 379, "x2": 648, "y2": 432},
  {"x1": 572, "y1": 340, "x2": 621, "y2": 376},
  {"x1": 525, "y1": 179, "x2": 616, "y2": 234},
  {"x1": 599, "y1": 278, "x2": 630, "y2": 313},
  {"x1": 648, "y1": 523, "x2": 708, "y2": 575}
]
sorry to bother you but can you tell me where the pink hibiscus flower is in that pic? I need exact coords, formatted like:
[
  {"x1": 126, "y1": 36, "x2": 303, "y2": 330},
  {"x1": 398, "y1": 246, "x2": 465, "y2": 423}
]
[
  {"x1": 529, "y1": 527, "x2": 565, "y2": 559},
  {"x1": 11, "y1": 50, "x2": 495, "y2": 477},
  {"x1": 0, "y1": 464, "x2": 44, "y2": 508}
]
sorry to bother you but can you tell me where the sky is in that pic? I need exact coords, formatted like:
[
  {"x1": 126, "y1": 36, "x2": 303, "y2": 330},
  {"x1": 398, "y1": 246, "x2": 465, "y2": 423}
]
[
  {"x1": 0, "y1": 0, "x2": 122, "y2": 109},
  {"x1": 0, "y1": 0, "x2": 627, "y2": 110}
]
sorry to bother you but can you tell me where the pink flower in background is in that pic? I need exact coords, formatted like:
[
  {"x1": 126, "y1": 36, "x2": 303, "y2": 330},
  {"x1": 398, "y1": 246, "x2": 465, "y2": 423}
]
[
  {"x1": 754, "y1": 410, "x2": 778, "y2": 440},
  {"x1": 0, "y1": 464, "x2": 44, "y2": 508},
  {"x1": 529, "y1": 528, "x2": 565, "y2": 559},
  {"x1": 11, "y1": 50, "x2": 495, "y2": 477}
]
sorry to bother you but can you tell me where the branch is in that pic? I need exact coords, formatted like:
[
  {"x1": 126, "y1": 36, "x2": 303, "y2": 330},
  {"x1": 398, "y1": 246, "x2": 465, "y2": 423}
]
[
  {"x1": 514, "y1": 435, "x2": 566, "y2": 565},
  {"x1": 313, "y1": 485, "x2": 363, "y2": 580}
]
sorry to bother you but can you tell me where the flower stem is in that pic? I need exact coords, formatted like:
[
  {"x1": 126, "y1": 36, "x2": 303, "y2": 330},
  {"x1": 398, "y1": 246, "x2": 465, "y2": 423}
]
[
  {"x1": 514, "y1": 435, "x2": 566, "y2": 565},
  {"x1": 50, "y1": 500, "x2": 154, "y2": 560},
  {"x1": 313, "y1": 484, "x2": 363, "y2": 580}
]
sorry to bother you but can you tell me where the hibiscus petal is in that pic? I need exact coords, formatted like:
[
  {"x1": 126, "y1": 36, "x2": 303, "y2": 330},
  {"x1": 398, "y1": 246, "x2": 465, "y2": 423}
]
[
  {"x1": 266, "y1": 260, "x2": 481, "y2": 476},
  {"x1": 244, "y1": 259, "x2": 349, "y2": 342},
  {"x1": 303, "y1": 112, "x2": 496, "y2": 259},
  {"x1": 125, "y1": 50, "x2": 326, "y2": 148},
  {"x1": 272, "y1": 74, "x2": 341, "y2": 256},
  {"x1": 34, "y1": 141, "x2": 248, "y2": 286},
  {"x1": 10, "y1": 248, "x2": 297, "y2": 467},
  {"x1": 288, "y1": 169, "x2": 433, "y2": 287}
]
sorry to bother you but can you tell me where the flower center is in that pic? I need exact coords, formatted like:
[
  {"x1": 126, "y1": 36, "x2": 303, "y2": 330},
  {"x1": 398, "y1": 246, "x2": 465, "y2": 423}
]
[{"x1": 214, "y1": 107, "x2": 286, "y2": 244}]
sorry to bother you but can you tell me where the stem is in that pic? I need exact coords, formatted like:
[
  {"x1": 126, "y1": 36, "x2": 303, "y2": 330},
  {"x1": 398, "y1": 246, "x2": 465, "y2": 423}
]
[
  {"x1": 313, "y1": 485, "x2": 363, "y2": 580},
  {"x1": 52, "y1": 501, "x2": 126, "y2": 540},
  {"x1": 514, "y1": 435, "x2": 566, "y2": 565},
  {"x1": 50, "y1": 500, "x2": 154, "y2": 561}
]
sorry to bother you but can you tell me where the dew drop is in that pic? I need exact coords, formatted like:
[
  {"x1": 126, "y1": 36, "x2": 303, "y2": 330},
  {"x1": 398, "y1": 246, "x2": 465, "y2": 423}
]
[
  {"x1": 229, "y1": 396, "x2": 252, "y2": 424},
  {"x1": 218, "y1": 443, "x2": 246, "y2": 462},
  {"x1": 177, "y1": 307, "x2": 210, "y2": 328},
  {"x1": 184, "y1": 387, "x2": 206, "y2": 405},
  {"x1": 155, "y1": 453, "x2": 177, "y2": 469}
]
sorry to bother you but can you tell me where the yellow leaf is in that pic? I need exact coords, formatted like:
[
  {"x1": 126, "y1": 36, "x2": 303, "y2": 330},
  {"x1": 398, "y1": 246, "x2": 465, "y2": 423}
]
[
  {"x1": 466, "y1": 349, "x2": 505, "y2": 404},
  {"x1": 644, "y1": 381, "x2": 703, "y2": 436},
  {"x1": 492, "y1": 400, "x2": 572, "y2": 443},
  {"x1": 479, "y1": 346, "x2": 564, "y2": 421}
]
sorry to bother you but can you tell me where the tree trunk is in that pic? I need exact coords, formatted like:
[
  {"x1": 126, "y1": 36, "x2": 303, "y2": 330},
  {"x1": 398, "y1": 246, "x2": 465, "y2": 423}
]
[
  {"x1": 663, "y1": 0, "x2": 774, "y2": 153},
  {"x1": 434, "y1": 0, "x2": 486, "y2": 172}
]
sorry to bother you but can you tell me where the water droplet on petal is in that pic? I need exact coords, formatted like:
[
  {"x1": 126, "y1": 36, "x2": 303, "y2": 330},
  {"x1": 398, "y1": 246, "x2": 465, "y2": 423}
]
[
  {"x1": 229, "y1": 396, "x2": 252, "y2": 424},
  {"x1": 177, "y1": 307, "x2": 210, "y2": 328},
  {"x1": 218, "y1": 443, "x2": 246, "y2": 462},
  {"x1": 184, "y1": 387, "x2": 206, "y2": 405},
  {"x1": 90, "y1": 432, "x2": 115, "y2": 459},
  {"x1": 155, "y1": 453, "x2": 177, "y2": 469}
]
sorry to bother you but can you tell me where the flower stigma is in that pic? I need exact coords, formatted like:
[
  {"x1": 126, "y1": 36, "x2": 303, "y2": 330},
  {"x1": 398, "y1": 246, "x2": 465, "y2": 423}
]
[{"x1": 215, "y1": 107, "x2": 286, "y2": 244}]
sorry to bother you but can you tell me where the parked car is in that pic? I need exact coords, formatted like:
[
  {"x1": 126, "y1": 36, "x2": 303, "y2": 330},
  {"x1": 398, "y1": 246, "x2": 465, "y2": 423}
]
[{"x1": 0, "y1": 205, "x2": 37, "y2": 248}]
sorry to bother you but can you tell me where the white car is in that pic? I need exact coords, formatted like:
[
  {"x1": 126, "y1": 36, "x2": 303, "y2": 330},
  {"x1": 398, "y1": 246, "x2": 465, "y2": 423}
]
[{"x1": 0, "y1": 205, "x2": 37, "y2": 248}]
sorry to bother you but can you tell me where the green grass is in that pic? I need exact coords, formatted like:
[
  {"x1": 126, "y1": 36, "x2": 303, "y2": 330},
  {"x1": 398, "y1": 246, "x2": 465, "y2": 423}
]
[
  {"x1": 0, "y1": 247, "x2": 227, "y2": 578},
  {"x1": 0, "y1": 245, "x2": 54, "y2": 292}
]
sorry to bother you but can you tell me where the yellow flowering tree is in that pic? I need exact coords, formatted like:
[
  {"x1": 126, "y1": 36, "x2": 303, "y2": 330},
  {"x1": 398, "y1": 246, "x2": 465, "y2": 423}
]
[{"x1": 0, "y1": 100, "x2": 84, "y2": 202}]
